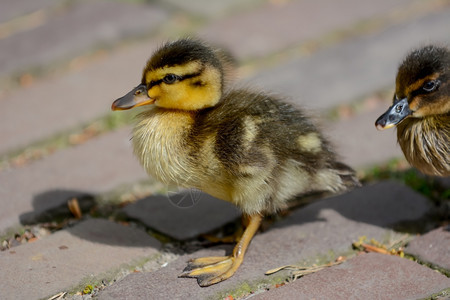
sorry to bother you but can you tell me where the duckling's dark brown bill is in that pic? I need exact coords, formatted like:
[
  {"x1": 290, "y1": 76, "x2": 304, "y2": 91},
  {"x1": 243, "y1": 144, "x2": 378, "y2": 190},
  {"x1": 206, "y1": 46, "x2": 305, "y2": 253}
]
[
  {"x1": 111, "y1": 84, "x2": 154, "y2": 111},
  {"x1": 375, "y1": 98, "x2": 412, "y2": 130}
]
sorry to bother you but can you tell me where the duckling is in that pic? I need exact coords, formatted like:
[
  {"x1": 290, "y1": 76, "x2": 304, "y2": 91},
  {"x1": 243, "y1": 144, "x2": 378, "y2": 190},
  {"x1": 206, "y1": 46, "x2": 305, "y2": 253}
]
[
  {"x1": 112, "y1": 38, "x2": 360, "y2": 286},
  {"x1": 375, "y1": 45, "x2": 449, "y2": 176}
]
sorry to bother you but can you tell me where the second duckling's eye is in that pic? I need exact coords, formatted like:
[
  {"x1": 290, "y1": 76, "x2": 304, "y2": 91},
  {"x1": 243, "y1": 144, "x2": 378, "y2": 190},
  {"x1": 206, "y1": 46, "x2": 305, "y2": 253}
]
[
  {"x1": 163, "y1": 74, "x2": 179, "y2": 84},
  {"x1": 422, "y1": 80, "x2": 439, "y2": 92}
]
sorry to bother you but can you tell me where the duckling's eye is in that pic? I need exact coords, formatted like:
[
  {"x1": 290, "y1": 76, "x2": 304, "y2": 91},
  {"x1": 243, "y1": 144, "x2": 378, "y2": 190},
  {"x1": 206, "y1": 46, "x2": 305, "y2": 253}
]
[
  {"x1": 422, "y1": 80, "x2": 439, "y2": 92},
  {"x1": 163, "y1": 74, "x2": 179, "y2": 84}
]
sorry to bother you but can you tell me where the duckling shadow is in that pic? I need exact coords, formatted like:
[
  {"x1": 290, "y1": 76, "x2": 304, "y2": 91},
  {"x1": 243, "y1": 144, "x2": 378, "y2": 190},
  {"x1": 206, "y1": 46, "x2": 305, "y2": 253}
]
[
  {"x1": 19, "y1": 189, "x2": 159, "y2": 248},
  {"x1": 120, "y1": 191, "x2": 242, "y2": 242},
  {"x1": 18, "y1": 179, "x2": 437, "y2": 250},
  {"x1": 273, "y1": 180, "x2": 435, "y2": 234},
  {"x1": 19, "y1": 189, "x2": 95, "y2": 225},
  {"x1": 18, "y1": 188, "x2": 239, "y2": 250}
]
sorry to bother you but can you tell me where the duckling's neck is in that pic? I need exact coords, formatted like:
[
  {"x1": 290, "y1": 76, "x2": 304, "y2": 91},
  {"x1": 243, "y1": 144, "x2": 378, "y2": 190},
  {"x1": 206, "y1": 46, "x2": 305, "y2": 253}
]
[
  {"x1": 397, "y1": 113, "x2": 450, "y2": 176},
  {"x1": 132, "y1": 107, "x2": 196, "y2": 185}
]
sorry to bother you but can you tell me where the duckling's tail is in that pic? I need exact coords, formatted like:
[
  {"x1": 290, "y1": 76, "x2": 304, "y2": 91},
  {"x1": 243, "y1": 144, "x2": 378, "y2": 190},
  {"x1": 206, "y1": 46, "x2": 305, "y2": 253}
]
[{"x1": 331, "y1": 161, "x2": 361, "y2": 190}]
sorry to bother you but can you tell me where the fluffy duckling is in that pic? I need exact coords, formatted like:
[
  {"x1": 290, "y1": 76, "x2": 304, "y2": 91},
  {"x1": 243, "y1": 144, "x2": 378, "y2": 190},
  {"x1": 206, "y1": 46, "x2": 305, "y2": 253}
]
[
  {"x1": 375, "y1": 45, "x2": 449, "y2": 176},
  {"x1": 112, "y1": 38, "x2": 359, "y2": 286}
]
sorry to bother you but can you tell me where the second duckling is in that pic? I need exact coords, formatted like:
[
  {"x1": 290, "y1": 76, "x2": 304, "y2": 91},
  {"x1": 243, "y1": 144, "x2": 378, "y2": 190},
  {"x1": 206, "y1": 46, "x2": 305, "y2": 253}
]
[{"x1": 375, "y1": 45, "x2": 449, "y2": 176}]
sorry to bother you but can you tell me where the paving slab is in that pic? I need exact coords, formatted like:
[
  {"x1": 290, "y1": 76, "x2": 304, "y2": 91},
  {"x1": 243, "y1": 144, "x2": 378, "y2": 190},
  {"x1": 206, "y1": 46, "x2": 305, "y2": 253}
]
[
  {"x1": 99, "y1": 181, "x2": 433, "y2": 299},
  {"x1": 200, "y1": 0, "x2": 414, "y2": 60},
  {"x1": 406, "y1": 226, "x2": 450, "y2": 272},
  {"x1": 0, "y1": 40, "x2": 159, "y2": 155},
  {"x1": 436, "y1": 176, "x2": 450, "y2": 189},
  {"x1": 326, "y1": 105, "x2": 404, "y2": 169},
  {"x1": 0, "y1": 127, "x2": 148, "y2": 235},
  {"x1": 247, "y1": 7, "x2": 450, "y2": 110},
  {"x1": 162, "y1": 0, "x2": 264, "y2": 18},
  {"x1": 0, "y1": 218, "x2": 161, "y2": 300},
  {"x1": 0, "y1": 0, "x2": 55, "y2": 23},
  {"x1": 122, "y1": 192, "x2": 241, "y2": 240},
  {"x1": 0, "y1": 0, "x2": 168, "y2": 78},
  {"x1": 255, "y1": 252, "x2": 450, "y2": 300}
]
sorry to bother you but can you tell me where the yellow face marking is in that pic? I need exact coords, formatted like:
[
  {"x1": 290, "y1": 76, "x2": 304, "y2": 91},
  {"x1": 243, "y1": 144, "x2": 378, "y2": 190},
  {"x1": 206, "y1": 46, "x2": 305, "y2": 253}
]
[
  {"x1": 146, "y1": 63, "x2": 222, "y2": 110},
  {"x1": 297, "y1": 132, "x2": 322, "y2": 153},
  {"x1": 145, "y1": 61, "x2": 202, "y2": 84}
]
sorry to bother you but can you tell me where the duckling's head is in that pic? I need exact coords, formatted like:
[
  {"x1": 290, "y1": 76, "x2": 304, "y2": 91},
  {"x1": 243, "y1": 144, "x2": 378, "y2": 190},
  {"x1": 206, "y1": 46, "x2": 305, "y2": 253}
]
[
  {"x1": 112, "y1": 39, "x2": 227, "y2": 111},
  {"x1": 375, "y1": 45, "x2": 449, "y2": 130}
]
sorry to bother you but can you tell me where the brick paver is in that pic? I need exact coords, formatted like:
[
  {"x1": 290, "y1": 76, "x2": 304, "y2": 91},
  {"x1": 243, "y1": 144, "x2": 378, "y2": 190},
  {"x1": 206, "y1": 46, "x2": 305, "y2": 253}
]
[
  {"x1": 200, "y1": 0, "x2": 415, "y2": 60},
  {"x1": 247, "y1": 7, "x2": 450, "y2": 110},
  {"x1": 256, "y1": 253, "x2": 450, "y2": 300},
  {"x1": 0, "y1": 0, "x2": 55, "y2": 23},
  {"x1": 161, "y1": 0, "x2": 261, "y2": 18},
  {"x1": 0, "y1": 0, "x2": 168, "y2": 78},
  {"x1": 0, "y1": 218, "x2": 161, "y2": 300},
  {"x1": 406, "y1": 226, "x2": 450, "y2": 272}
]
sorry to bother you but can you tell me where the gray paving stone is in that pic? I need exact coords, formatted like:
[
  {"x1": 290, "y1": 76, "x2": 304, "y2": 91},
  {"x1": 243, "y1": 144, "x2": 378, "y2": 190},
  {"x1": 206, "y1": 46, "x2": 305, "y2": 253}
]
[
  {"x1": 255, "y1": 253, "x2": 450, "y2": 300},
  {"x1": 0, "y1": 0, "x2": 168, "y2": 78},
  {"x1": 99, "y1": 181, "x2": 432, "y2": 299},
  {"x1": 162, "y1": 0, "x2": 264, "y2": 18},
  {"x1": 0, "y1": 218, "x2": 161, "y2": 300},
  {"x1": 122, "y1": 192, "x2": 241, "y2": 240},
  {"x1": 247, "y1": 8, "x2": 450, "y2": 110},
  {"x1": 0, "y1": 127, "x2": 147, "y2": 235},
  {"x1": 0, "y1": 42, "x2": 157, "y2": 155},
  {"x1": 406, "y1": 226, "x2": 450, "y2": 272},
  {"x1": 0, "y1": 0, "x2": 55, "y2": 23},
  {"x1": 200, "y1": 0, "x2": 414, "y2": 60},
  {"x1": 436, "y1": 177, "x2": 450, "y2": 189},
  {"x1": 326, "y1": 105, "x2": 404, "y2": 168}
]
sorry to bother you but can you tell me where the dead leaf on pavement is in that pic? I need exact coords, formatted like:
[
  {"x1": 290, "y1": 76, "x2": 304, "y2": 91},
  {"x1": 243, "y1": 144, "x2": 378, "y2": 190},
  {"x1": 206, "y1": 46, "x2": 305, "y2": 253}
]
[
  {"x1": 352, "y1": 235, "x2": 410, "y2": 257},
  {"x1": 68, "y1": 198, "x2": 82, "y2": 219},
  {"x1": 47, "y1": 292, "x2": 66, "y2": 300},
  {"x1": 265, "y1": 256, "x2": 346, "y2": 280}
]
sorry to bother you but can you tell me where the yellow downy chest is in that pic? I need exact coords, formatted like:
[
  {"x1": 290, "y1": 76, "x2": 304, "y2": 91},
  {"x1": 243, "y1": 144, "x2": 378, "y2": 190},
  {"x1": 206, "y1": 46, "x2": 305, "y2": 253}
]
[
  {"x1": 132, "y1": 109, "x2": 195, "y2": 186},
  {"x1": 131, "y1": 108, "x2": 236, "y2": 204}
]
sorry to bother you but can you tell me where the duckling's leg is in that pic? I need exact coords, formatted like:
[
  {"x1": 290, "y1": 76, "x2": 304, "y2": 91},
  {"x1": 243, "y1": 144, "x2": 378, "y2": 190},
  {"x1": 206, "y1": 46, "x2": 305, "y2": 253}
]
[
  {"x1": 179, "y1": 214, "x2": 262, "y2": 287},
  {"x1": 201, "y1": 215, "x2": 247, "y2": 244}
]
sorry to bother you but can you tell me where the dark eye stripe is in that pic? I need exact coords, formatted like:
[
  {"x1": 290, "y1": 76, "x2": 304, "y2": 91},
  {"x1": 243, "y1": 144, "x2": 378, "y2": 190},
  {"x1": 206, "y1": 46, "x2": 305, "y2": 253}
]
[
  {"x1": 148, "y1": 79, "x2": 163, "y2": 88},
  {"x1": 147, "y1": 67, "x2": 204, "y2": 89},
  {"x1": 409, "y1": 79, "x2": 441, "y2": 99},
  {"x1": 179, "y1": 70, "x2": 202, "y2": 81}
]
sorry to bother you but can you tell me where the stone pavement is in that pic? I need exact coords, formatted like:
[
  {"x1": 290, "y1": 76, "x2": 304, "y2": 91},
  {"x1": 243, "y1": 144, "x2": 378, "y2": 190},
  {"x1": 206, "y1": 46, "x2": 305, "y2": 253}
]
[{"x1": 0, "y1": 0, "x2": 449, "y2": 299}]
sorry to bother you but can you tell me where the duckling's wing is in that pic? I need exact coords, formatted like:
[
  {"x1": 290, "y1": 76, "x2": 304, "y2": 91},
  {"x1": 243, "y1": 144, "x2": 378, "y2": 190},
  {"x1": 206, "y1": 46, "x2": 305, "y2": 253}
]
[{"x1": 199, "y1": 89, "x2": 357, "y2": 185}]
